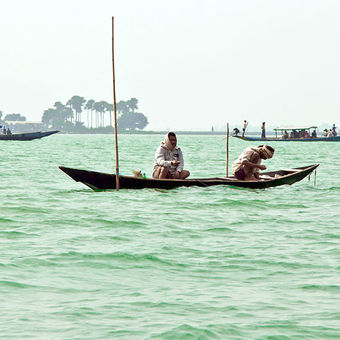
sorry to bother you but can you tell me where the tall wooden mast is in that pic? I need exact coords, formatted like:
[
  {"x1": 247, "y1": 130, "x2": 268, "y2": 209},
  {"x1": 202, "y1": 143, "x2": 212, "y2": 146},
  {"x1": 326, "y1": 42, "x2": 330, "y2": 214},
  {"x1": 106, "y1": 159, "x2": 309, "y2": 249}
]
[
  {"x1": 226, "y1": 123, "x2": 229, "y2": 177},
  {"x1": 112, "y1": 17, "x2": 119, "y2": 190}
]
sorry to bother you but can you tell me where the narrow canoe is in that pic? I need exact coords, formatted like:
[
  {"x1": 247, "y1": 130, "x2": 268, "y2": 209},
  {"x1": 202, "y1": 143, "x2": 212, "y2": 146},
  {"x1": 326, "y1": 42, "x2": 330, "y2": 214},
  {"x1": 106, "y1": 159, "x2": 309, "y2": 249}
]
[
  {"x1": 0, "y1": 130, "x2": 59, "y2": 141},
  {"x1": 59, "y1": 164, "x2": 319, "y2": 190}
]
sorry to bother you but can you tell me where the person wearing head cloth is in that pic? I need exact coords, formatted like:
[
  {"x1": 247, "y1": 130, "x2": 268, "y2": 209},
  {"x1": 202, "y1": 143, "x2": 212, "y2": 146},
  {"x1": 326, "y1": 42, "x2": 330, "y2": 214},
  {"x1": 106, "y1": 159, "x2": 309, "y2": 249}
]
[
  {"x1": 232, "y1": 144, "x2": 275, "y2": 180},
  {"x1": 152, "y1": 132, "x2": 190, "y2": 179}
]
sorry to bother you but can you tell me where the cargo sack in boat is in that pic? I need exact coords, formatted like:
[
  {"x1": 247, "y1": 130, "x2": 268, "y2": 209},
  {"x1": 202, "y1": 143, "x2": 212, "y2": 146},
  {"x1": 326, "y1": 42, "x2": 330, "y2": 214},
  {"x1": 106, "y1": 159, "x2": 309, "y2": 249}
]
[{"x1": 133, "y1": 170, "x2": 143, "y2": 178}]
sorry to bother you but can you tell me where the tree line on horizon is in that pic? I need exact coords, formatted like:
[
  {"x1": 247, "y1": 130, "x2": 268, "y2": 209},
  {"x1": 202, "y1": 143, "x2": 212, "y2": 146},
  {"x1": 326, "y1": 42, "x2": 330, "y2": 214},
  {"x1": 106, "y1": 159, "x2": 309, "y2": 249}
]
[
  {"x1": 41, "y1": 96, "x2": 148, "y2": 132},
  {"x1": 0, "y1": 111, "x2": 27, "y2": 123},
  {"x1": 0, "y1": 96, "x2": 149, "y2": 133}
]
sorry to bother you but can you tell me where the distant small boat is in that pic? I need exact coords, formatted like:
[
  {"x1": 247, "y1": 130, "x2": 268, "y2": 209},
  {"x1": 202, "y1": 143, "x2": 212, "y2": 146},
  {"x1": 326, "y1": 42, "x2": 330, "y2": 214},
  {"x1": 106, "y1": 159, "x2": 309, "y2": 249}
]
[
  {"x1": 234, "y1": 126, "x2": 340, "y2": 142},
  {"x1": 59, "y1": 164, "x2": 319, "y2": 190},
  {"x1": 0, "y1": 130, "x2": 59, "y2": 141}
]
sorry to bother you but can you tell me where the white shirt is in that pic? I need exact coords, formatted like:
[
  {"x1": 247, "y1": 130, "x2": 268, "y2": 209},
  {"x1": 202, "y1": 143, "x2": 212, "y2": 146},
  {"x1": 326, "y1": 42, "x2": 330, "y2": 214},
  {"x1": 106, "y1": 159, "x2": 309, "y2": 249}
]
[{"x1": 232, "y1": 147, "x2": 261, "y2": 175}]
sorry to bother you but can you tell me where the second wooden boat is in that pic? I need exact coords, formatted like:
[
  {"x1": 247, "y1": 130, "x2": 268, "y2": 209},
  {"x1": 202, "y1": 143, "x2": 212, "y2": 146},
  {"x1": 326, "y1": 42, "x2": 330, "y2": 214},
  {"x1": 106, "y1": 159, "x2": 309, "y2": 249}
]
[
  {"x1": 0, "y1": 130, "x2": 59, "y2": 141},
  {"x1": 234, "y1": 126, "x2": 340, "y2": 141},
  {"x1": 234, "y1": 135, "x2": 340, "y2": 142}
]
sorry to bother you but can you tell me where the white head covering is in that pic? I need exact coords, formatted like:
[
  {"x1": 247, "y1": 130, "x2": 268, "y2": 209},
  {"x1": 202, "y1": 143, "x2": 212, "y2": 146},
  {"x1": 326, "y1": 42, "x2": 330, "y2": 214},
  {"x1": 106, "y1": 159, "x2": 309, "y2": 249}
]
[
  {"x1": 258, "y1": 144, "x2": 274, "y2": 159},
  {"x1": 162, "y1": 132, "x2": 176, "y2": 151}
]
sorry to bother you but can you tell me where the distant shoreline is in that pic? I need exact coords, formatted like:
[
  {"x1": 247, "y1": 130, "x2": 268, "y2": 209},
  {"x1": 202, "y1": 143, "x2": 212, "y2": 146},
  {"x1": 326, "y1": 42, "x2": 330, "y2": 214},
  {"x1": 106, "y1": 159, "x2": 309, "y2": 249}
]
[{"x1": 59, "y1": 130, "x2": 270, "y2": 136}]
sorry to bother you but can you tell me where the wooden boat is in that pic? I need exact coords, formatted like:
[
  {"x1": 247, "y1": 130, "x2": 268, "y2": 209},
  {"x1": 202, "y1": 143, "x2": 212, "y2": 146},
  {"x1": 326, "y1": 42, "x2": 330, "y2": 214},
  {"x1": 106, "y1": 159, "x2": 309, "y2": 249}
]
[
  {"x1": 234, "y1": 126, "x2": 340, "y2": 142},
  {"x1": 0, "y1": 130, "x2": 59, "y2": 141},
  {"x1": 59, "y1": 164, "x2": 319, "y2": 190}
]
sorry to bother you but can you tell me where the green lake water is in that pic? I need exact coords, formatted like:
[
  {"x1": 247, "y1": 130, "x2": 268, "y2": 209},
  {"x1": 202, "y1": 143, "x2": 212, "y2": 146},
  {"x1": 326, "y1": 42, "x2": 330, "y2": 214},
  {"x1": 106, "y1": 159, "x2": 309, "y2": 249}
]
[{"x1": 1, "y1": 134, "x2": 339, "y2": 339}]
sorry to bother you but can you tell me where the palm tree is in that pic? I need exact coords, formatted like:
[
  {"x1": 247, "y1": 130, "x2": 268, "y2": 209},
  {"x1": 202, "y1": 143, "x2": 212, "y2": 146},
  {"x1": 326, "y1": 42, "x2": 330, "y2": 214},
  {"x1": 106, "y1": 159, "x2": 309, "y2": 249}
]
[
  {"x1": 42, "y1": 108, "x2": 56, "y2": 128},
  {"x1": 126, "y1": 98, "x2": 138, "y2": 113},
  {"x1": 42, "y1": 102, "x2": 73, "y2": 129},
  {"x1": 54, "y1": 101, "x2": 65, "y2": 111},
  {"x1": 93, "y1": 101, "x2": 106, "y2": 128},
  {"x1": 93, "y1": 102, "x2": 99, "y2": 128},
  {"x1": 106, "y1": 103, "x2": 114, "y2": 126},
  {"x1": 85, "y1": 99, "x2": 95, "y2": 128},
  {"x1": 98, "y1": 101, "x2": 104, "y2": 127},
  {"x1": 95, "y1": 101, "x2": 109, "y2": 127},
  {"x1": 66, "y1": 96, "x2": 86, "y2": 123},
  {"x1": 116, "y1": 100, "x2": 129, "y2": 118},
  {"x1": 54, "y1": 102, "x2": 73, "y2": 125}
]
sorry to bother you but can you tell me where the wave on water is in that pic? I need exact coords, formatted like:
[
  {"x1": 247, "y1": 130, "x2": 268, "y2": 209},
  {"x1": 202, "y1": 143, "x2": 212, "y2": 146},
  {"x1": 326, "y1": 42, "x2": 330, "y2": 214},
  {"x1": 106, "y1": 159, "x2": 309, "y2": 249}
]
[
  {"x1": 149, "y1": 324, "x2": 221, "y2": 339},
  {"x1": 48, "y1": 251, "x2": 189, "y2": 269},
  {"x1": 299, "y1": 284, "x2": 340, "y2": 292},
  {"x1": 0, "y1": 230, "x2": 36, "y2": 239},
  {"x1": 0, "y1": 280, "x2": 37, "y2": 289}
]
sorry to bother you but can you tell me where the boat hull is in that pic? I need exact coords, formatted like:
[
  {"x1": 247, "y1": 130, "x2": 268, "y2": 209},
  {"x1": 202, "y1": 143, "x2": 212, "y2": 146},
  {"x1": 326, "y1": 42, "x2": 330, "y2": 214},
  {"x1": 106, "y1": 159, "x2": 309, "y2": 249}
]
[
  {"x1": 59, "y1": 164, "x2": 319, "y2": 190},
  {"x1": 233, "y1": 135, "x2": 340, "y2": 142},
  {"x1": 0, "y1": 130, "x2": 59, "y2": 141}
]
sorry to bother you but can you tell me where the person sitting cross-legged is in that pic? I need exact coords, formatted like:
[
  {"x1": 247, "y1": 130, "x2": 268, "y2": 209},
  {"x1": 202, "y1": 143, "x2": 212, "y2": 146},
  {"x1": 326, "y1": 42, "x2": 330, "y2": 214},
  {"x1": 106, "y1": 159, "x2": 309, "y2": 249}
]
[{"x1": 152, "y1": 132, "x2": 190, "y2": 179}]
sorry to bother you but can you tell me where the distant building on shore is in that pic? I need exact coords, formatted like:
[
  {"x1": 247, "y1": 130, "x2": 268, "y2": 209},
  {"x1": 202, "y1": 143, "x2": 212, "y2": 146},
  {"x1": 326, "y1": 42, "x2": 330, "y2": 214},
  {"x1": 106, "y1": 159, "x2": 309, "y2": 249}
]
[{"x1": 5, "y1": 121, "x2": 44, "y2": 133}]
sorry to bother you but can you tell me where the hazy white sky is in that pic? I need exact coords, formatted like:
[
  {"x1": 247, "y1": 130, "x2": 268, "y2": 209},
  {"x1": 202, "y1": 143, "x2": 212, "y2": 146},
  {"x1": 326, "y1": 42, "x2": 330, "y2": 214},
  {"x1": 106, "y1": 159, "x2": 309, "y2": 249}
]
[{"x1": 1, "y1": 0, "x2": 340, "y2": 130}]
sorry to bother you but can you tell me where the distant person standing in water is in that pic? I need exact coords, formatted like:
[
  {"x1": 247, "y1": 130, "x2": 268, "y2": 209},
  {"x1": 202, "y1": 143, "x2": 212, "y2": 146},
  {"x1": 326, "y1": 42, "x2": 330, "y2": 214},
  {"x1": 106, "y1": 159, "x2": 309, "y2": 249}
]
[
  {"x1": 261, "y1": 122, "x2": 266, "y2": 139},
  {"x1": 242, "y1": 120, "x2": 248, "y2": 137},
  {"x1": 232, "y1": 144, "x2": 275, "y2": 180},
  {"x1": 152, "y1": 132, "x2": 190, "y2": 179}
]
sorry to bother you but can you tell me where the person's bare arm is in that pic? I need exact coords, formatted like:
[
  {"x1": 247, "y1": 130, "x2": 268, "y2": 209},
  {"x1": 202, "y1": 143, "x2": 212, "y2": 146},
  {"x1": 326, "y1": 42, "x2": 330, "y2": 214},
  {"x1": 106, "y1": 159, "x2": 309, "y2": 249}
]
[{"x1": 241, "y1": 159, "x2": 266, "y2": 170}]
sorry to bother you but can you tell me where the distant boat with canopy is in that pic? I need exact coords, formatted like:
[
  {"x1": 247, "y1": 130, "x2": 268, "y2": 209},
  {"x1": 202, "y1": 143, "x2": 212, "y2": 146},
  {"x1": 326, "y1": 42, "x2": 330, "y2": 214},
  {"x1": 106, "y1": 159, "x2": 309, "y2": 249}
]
[{"x1": 234, "y1": 126, "x2": 340, "y2": 142}]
